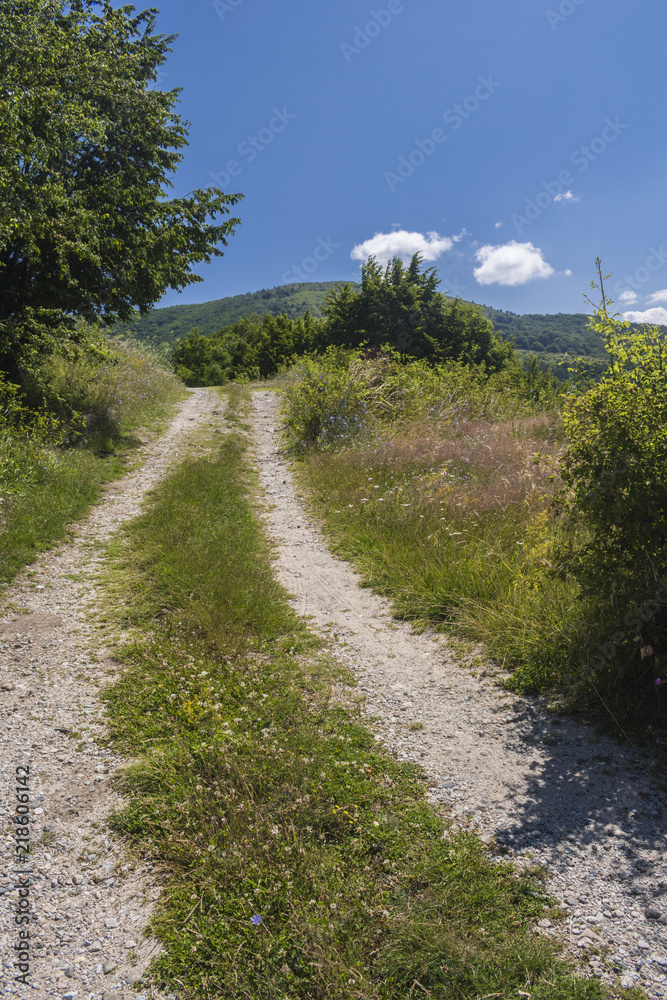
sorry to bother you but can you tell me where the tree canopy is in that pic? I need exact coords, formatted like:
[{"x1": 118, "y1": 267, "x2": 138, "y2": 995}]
[
  {"x1": 322, "y1": 255, "x2": 513, "y2": 371},
  {"x1": 0, "y1": 0, "x2": 241, "y2": 387}
]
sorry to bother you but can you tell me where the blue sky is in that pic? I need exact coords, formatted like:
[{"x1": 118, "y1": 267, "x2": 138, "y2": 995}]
[{"x1": 150, "y1": 0, "x2": 667, "y2": 320}]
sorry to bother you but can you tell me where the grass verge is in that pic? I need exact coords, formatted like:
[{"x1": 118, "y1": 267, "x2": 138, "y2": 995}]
[
  {"x1": 0, "y1": 342, "x2": 184, "y2": 589},
  {"x1": 293, "y1": 409, "x2": 666, "y2": 748},
  {"x1": 100, "y1": 397, "x2": 637, "y2": 1000},
  {"x1": 295, "y1": 412, "x2": 579, "y2": 685}
]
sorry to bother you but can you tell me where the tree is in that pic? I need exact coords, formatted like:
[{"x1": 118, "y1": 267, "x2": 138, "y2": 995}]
[
  {"x1": 173, "y1": 311, "x2": 325, "y2": 385},
  {"x1": 322, "y1": 254, "x2": 513, "y2": 371},
  {"x1": 0, "y1": 0, "x2": 242, "y2": 388}
]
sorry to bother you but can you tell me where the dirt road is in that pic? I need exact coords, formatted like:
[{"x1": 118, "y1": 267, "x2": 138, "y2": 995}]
[{"x1": 250, "y1": 389, "x2": 667, "y2": 999}]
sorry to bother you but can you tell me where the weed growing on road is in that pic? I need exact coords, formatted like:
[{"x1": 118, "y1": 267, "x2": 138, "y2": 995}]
[{"x1": 101, "y1": 407, "x2": 633, "y2": 999}]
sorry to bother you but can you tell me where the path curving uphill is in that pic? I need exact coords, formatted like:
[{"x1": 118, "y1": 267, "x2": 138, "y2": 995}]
[
  {"x1": 250, "y1": 389, "x2": 667, "y2": 999},
  {"x1": 0, "y1": 388, "x2": 223, "y2": 1000}
]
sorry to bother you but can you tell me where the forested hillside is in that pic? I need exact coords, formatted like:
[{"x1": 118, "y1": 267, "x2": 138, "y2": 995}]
[
  {"x1": 113, "y1": 280, "x2": 663, "y2": 377},
  {"x1": 113, "y1": 281, "x2": 357, "y2": 346}
]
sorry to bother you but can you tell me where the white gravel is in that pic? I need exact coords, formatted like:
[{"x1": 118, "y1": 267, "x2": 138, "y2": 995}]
[
  {"x1": 0, "y1": 388, "x2": 222, "y2": 1000},
  {"x1": 250, "y1": 389, "x2": 667, "y2": 999},
  {"x1": 1, "y1": 384, "x2": 664, "y2": 999}
]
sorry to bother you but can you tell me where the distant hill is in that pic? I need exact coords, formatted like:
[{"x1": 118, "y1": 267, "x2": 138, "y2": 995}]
[
  {"x1": 113, "y1": 281, "x2": 357, "y2": 348},
  {"x1": 478, "y1": 306, "x2": 603, "y2": 358},
  {"x1": 114, "y1": 280, "x2": 662, "y2": 378},
  {"x1": 477, "y1": 306, "x2": 607, "y2": 380}
]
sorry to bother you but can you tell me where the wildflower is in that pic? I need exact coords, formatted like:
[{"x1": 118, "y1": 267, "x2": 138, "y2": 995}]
[
  {"x1": 656, "y1": 678, "x2": 663, "y2": 687},
  {"x1": 251, "y1": 914, "x2": 262, "y2": 926}
]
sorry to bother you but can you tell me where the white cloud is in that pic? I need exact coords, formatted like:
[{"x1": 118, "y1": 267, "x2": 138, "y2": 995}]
[
  {"x1": 645, "y1": 289, "x2": 667, "y2": 305},
  {"x1": 618, "y1": 290, "x2": 638, "y2": 303},
  {"x1": 553, "y1": 190, "x2": 579, "y2": 203},
  {"x1": 494, "y1": 221, "x2": 503, "y2": 229},
  {"x1": 622, "y1": 307, "x2": 667, "y2": 325},
  {"x1": 473, "y1": 241, "x2": 555, "y2": 286},
  {"x1": 350, "y1": 229, "x2": 457, "y2": 267}
]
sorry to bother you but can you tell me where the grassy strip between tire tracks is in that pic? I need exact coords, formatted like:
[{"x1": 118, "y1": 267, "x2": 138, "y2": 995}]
[{"x1": 101, "y1": 387, "x2": 640, "y2": 1000}]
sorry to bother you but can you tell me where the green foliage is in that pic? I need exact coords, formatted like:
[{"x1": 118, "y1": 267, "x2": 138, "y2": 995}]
[
  {"x1": 284, "y1": 349, "x2": 562, "y2": 451},
  {"x1": 172, "y1": 259, "x2": 570, "y2": 390},
  {"x1": 0, "y1": 337, "x2": 183, "y2": 584},
  {"x1": 556, "y1": 261, "x2": 667, "y2": 703},
  {"x1": 102, "y1": 410, "x2": 615, "y2": 1000},
  {"x1": 110, "y1": 277, "x2": 655, "y2": 378},
  {"x1": 480, "y1": 307, "x2": 608, "y2": 359},
  {"x1": 324, "y1": 255, "x2": 514, "y2": 371},
  {"x1": 173, "y1": 311, "x2": 325, "y2": 385},
  {"x1": 286, "y1": 268, "x2": 666, "y2": 740},
  {"x1": 115, "y1": 281, "x2": 356, "y2": 347},
  {"x1": 283, "y1": 348, "x2": 371, "y2": 448},
  {"x1": 0, "y1": 0, "x2": 241, "y2": 387},
  {"x1": 0, "y1": 435, "x2": 124, "y2": 585}
]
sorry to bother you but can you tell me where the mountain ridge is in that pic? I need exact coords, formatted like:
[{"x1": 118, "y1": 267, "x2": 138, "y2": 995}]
[{"x1": 114, "y1": 280, "x2": 654, "y2": 371}]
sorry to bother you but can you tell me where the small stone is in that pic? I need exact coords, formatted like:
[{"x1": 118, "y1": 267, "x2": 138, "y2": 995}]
[
  {"x1": 646, "y1": 906, "x2": 664, "y2": 920},
  {"x1": 538, "y1": 919, "x2": 552, "y2": 928},
  {"x1": 104, "y1": 917, "x2": 118, "y2": 928},
  {"x1": 102, "y1": 993, "x2": 116, "y2": 1000},
  {"x1": 88, "y1": 942, "x2": 102, "y2": 953},
  {"x1": 63, "y1": 993, "x2": 77, "y2": 1000},
  {"x1": 123, "y1": 939, "x2": 137, "y2": 949},
  {"x1": 638, "y1": 939, "x2": 650, "y2": 950},
  {"x1": 72, "y1": 875, "x2": 83, "y2": 885},
  {"x1": 102, "y1": 963, "x2": 116, "y2": 975}
]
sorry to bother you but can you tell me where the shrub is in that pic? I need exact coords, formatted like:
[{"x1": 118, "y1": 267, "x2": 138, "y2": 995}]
[
  {"x1": 284, "y1": 350, "x2": 563, "y2": 451},
  {"x1": 556, "y1": 261, "x2": 667, "y2": 710}
]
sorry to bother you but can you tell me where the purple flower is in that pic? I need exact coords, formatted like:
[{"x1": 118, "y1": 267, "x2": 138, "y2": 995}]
[
  {"x1": 656, "y1": 678, "x2": 663, "y2": 687},
  {"x1": 251, "y1": 914, "x2": 262, "y2": 926}
]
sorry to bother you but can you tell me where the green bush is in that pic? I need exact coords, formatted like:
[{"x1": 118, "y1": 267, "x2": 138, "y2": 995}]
[
  {"x1": 556, "y1": 262, "x2": 667, "y2": 716},
  {"x1": 173, "y1": 312, "x2": 324, "y2": 385},
  {"x1": 283, "y1": 350, "x2": 562, "y2": 451},
  {"x1": 0, "y1": 336, "x2": 183, "y2": 584}
]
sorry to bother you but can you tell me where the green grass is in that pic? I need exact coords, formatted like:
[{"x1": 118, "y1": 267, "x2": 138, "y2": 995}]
[
  {"x1": 293, "y1": 411, "x2": 666, "y2": 749},
  {"x1": 0, "y1": 443, "x2": 125, "y2": 585},
  {"x1": 0, "y1": 339, "x2": 184, "y2": 589},
  {"x1": 99, "y1": 402, "x2": 638, "y2": 1000},
  {"x1": 294, "y1": 414, "x2": 580, "y2": 675}
]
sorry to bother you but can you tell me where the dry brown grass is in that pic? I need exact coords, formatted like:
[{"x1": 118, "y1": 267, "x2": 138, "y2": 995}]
[{"x1": 347, "y1": 413, "x2": 565, "y2": 516}]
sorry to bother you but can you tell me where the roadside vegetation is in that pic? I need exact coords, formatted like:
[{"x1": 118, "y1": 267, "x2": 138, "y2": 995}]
[
  {"x1": 0, "y1": 332, "x2": 183, "y2": 586},
  {"x1": 1, "y1": 0, "x2": 237, "y2": 587},
  {"x1": 284, "y1": 263, "x2": 666, "y2": 748},
  {"x1": 173, "y1": 255, "x2": 525, "y2": 385},
  {"x1": 100, "y1": 387, "x2": 633, "y2": 1000}
]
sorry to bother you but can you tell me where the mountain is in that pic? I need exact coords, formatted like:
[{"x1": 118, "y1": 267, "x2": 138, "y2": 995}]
[
  {"x1": 478, "y1": 306, "x2": 604, "y2": 358},
  {"x1": 112, "y1": 281, "x2": 357, "y2": 348},
  {"x1": 115, "y1": 280, "x2": 659, "y2": 377}
]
